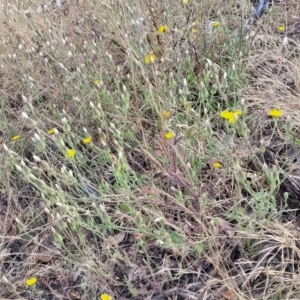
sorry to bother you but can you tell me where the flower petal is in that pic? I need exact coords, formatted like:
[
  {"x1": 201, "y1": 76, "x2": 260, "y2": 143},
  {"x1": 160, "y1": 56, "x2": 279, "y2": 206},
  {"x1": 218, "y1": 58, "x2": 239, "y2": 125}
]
[
  {"x1": 269, "y1": 109, "x2": 283, "y2": 118},
  {"x1": 26, "y1": 277, "x2": 38, "y2": 286},
  {"x1": 165, "y1": 132, "x2": 175, "y2": 139}
]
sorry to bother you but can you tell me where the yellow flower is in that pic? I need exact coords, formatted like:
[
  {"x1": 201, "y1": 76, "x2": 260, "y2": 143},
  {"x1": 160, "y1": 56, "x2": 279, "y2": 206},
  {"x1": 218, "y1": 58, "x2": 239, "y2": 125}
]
[
  {"x1": 82, "y1": 136, "x2": 92, "y2": 145},
  {"x1": 213, "y1": 21, "x2": 221, "y2": 28},
  {"x1": 158, "y1": 25, "x2": 169, "y2": 33},
  {"x1": 165, "y1": 132, "x2": 175, "y2": 139},
  {"x1": 163, "y1": 110, "x2": 171, "y2": 118},
  {"x1": 278, "y1": 25, "x2": 285, "y2": 33},
  {"x1": 220, "y1": 110, "x2": 232, "y2": 119},
  {"x1": 100, "y1": 294, "x2": 112, "y2": 300},
  {"x1": 220, "y1": 110, "x2": 242, "y2": 124},
  {"x1": 191, "y1": 28, "x2": 198, "y2": 33},
  {"x1": 228, "y1": 112, "x2": 241, "y2": 124},
  {"x1": 94, "y1": 79, "x2": 101, "y2": 87},
  {"x1": 145, "y1": 54, "x2": 157, "y2": 64},
  {"x1": 66, "y1": 149, "x2": 76, "y2": 158},
  {"x1": 12, "y1": 135, "x2": 20, "y2": 141},
  {"x1": 213, "y1": 162, "x2": 222, "y2": 169},
  {"x1": 183, "y1": 0, "x2": 189, "y2": 3},
  {"x1": 48, "y1": 128, "x2": 56, "y2": 135},
  {"x1": 269, "y1": 109, "x2": 283, "y2": 118},
  {"x1": 234, "y1": 110, "x2": 242, "y2": 116},
  {"x1": 26, "y1": 277, "x2": 38, "y2": 286}
]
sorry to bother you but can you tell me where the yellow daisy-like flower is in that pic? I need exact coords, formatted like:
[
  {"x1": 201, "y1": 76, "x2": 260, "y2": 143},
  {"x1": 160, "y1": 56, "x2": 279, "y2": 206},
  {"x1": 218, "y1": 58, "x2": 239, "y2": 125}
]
[
  {"x1": 145, "y1": 54, "x2": 157, "y2": 64},
  {"x1": 165, "y1": 132, "x2": 175, "y2": 139},
  {"x1": 228, "y1": 112, "x2": 241, "y2": 124},
  {"x1": 233, "y1": 110, "x2": 242, "y2": 116},
  {"x1": 48, "y1": 128, "x2": 56, "y2": 135},
  {"x1": 213, "y1": 21, "x2": 221, "y2": 28},
  {"x1": 158, "y1": 25, "x2": 169, "y2": 33},
  {"x1": 220, "y1": 110, "x2": 232, "y2": 119},
  {"x1": 191, "y1": 28, "x2": 198, "y2": 33},
  {"x1": 26, "y1": 277, "x2": 38, "y2": 286},
  {"x1": 82, "y1": 136, "x2": 92, "y2": 145},
  {"x1": 163, "y1": 110, "x2": 171, "y2": 118},
  {"x1": 213, "y1": 162, "x2": 222, "y2": 169},
  {"x1": 66, "y1": 149, "x2": 76, "y2": 158},
  {"x1": 94, "y1": 79, "x2": 101, "y2": 87},
  {"x1": 183, "y1": 0, "x2": 189, "y2": 3},
  {"x1": 100, "y1": 294, "x2": 112, "y2": 300},
  {"x1": 220, "y1": 110, "x2": 242, "y2": 124},
  {"x1": 12, "y1": 135, "x2": 20, "y2": 141},
  {"x1": 269, "y1": 109, "x2": 283, "y2": 118},
  {"x1": 278, "y1": 25, "x2": 285, "y2": 33}
]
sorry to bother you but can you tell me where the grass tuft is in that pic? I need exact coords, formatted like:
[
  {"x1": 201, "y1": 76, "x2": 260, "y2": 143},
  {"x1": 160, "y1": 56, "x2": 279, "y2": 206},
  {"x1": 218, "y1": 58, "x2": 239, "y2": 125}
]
[{"x1": 1, "y1": 0, "x2": 300, "y2": 299}]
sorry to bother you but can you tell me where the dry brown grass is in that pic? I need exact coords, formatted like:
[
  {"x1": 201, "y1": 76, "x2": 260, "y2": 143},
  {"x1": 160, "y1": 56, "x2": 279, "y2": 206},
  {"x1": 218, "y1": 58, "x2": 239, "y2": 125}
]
[{"x1": 1, "y1": 0, "x2": 300, "y2": 300}]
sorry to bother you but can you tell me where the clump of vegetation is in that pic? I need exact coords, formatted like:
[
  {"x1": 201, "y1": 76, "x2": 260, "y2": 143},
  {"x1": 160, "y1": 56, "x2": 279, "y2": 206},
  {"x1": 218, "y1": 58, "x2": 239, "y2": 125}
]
[{"x1": 1, "y1": 0, "x2": 300, "y2": 299}]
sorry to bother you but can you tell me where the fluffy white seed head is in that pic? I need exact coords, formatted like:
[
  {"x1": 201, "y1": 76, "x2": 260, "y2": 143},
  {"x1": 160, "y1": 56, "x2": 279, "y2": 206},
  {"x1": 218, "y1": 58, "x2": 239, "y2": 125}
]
[
  {"x1": 21, "y1": 111, "x2": 29, "y2": 119},
  {"x1": 3, "y1": 143, "x2": 9, "y2": 152},
  {"x1": 33, "y1": 155, "x2": 41, "y2": 162}
]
